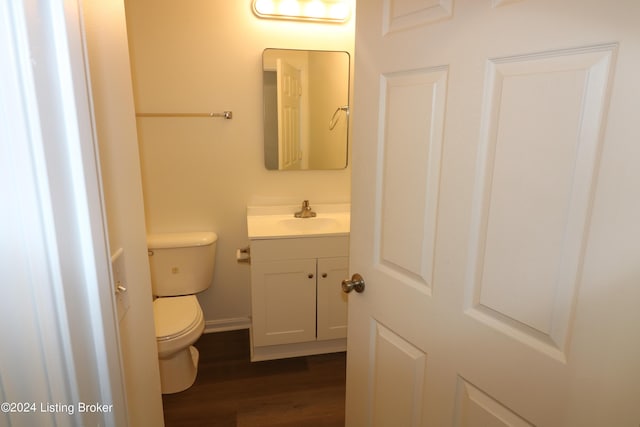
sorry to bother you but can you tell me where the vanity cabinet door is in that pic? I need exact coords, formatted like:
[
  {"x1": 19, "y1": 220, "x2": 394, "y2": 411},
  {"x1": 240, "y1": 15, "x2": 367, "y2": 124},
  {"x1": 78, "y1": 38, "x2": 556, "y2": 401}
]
[
  {"x1": 251, "y1": 258, "x2": 317, "y2": 347},
  {"x1": 316, "y1": 257, "x2": 349, "y2": 341}
]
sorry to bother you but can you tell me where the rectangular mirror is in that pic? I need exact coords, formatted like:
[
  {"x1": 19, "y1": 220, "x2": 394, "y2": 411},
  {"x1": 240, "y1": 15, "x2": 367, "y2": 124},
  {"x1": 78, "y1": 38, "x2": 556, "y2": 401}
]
[{"x1": 262, "y1": 49, "x2": 350, "y2": 170}]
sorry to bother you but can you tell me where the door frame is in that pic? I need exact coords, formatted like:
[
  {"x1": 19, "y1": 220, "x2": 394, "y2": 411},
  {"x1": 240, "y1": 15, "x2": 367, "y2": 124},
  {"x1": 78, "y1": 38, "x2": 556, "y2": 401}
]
[{"x1": 1, "y1": 1, "x2": 128, "y2": 425}]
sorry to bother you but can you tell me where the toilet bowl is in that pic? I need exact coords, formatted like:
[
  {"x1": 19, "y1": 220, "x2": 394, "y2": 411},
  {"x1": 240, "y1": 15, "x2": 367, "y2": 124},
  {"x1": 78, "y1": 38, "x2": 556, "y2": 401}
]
[
  {"x1": 153, "y1": 295, "x2": 205, "y2": 394},
  {"x1": 147, "y1": 231, "x2": 217, "y2": 394}
]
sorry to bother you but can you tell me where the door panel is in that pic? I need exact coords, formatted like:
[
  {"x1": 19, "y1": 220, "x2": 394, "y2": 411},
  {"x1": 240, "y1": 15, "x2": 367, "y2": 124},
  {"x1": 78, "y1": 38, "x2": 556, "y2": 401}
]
[
  {"x1": 383, "y1": 0, "x2": 453, "y2": 34},
  {"x1": 467, "y1": 45, "x2": 616, "y2": 361},
  {"x1": 370, "y1": 321, "x2": 428, "y2": 427},
  {"x1": 347, "y1": 0, "x2": 640, "y2": 425},
  {"x1": 453, "y1": 378, "x2": 533, "y2": 427},
  {"x1": 377, "y1": 68, "x2": 447, "y2": 290}
]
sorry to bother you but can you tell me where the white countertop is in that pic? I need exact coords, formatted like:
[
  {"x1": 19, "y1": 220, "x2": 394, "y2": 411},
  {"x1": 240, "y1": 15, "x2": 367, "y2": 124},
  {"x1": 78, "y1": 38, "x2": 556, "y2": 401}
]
[{"x1": 247, "y1": 204, "x2": 350, "y2": 239}]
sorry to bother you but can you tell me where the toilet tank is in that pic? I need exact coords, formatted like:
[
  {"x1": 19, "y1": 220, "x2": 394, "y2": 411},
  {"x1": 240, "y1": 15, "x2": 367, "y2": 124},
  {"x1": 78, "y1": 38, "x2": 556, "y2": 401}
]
[{"x1": 147, "y1": 232, "x2": 218, "y2": 297}]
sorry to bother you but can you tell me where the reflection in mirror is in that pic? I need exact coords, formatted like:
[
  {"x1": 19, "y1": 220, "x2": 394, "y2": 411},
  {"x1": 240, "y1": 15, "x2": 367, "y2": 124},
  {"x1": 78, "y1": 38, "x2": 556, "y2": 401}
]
[{"x1": 262, "y1": 49, "x2": 350, "y2": 170}]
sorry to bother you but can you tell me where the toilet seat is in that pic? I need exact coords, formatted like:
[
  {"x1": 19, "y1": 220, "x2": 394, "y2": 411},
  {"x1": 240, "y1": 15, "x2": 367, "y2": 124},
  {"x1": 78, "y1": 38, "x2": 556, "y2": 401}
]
[
  {"x1": 153, "y1": 295, "x2": 203, "y2": 341},
  {"x1": 153, "y1": 295, "x2": 205, "y2": 394}
]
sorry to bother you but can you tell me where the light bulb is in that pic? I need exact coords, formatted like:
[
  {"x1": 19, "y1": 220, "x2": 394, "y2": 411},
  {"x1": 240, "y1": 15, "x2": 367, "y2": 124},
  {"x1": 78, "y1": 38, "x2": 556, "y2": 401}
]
[{"x1": 254, "y1": 0, "x2": 275, "y2": 15}]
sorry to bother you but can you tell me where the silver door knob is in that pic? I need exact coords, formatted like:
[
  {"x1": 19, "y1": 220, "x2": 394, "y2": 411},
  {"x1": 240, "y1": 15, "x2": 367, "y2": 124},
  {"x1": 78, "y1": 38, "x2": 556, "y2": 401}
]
[{"x1": 342, "y1": 273, "x2": 365, "y2": 293}]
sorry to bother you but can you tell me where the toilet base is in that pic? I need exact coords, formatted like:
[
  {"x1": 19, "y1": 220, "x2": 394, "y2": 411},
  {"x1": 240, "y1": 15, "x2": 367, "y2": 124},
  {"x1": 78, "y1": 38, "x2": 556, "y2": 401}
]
[{"x1": 159, "y1": 345, "x2": 200, "y2": 394}]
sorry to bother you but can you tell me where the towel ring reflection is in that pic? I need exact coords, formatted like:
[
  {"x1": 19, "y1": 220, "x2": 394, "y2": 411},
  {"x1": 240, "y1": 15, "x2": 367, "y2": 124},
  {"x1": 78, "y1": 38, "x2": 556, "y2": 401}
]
[{"x1": 329, "y1": 105, "x2": 349, "y2": 130}]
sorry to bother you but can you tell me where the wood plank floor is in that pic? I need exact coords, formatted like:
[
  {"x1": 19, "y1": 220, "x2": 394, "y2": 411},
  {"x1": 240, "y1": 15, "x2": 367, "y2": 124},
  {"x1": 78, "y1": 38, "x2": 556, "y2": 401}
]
[{"x1": 162, "y1": 329, "x2": 346, "y2": 427}]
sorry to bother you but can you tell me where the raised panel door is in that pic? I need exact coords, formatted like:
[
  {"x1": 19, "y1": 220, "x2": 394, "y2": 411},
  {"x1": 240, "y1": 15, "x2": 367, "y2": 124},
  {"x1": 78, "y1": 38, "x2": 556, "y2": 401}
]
[{"x1": 346, "y1": 0, "x2": 640, "y2": 425}]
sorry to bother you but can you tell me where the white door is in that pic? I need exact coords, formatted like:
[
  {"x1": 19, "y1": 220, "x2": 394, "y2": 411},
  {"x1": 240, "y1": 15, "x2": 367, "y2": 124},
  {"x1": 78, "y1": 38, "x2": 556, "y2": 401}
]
[
  {"x1": 346, "y1": 0, "x2": 640, "y2": 425},
  {"x1": 277, "y1": 58, "x2": 303, "y2": 170}
]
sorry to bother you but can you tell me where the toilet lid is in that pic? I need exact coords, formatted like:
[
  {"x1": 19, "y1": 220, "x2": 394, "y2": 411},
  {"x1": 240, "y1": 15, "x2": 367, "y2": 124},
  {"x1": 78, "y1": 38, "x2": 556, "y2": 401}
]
[{"x1": 153, "y1": 295, "x2": 202, "y2": 340}]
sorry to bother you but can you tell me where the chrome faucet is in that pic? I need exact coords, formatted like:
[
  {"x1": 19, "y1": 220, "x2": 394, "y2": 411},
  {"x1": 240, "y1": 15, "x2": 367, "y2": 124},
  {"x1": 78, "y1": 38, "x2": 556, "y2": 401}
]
[{"x1": 294, "y1": 200, "x2": 317, "y2": 218}]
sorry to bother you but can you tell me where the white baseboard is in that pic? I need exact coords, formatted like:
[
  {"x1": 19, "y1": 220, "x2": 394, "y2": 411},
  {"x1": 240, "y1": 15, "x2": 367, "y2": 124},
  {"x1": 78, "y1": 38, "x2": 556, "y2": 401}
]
[{"x1": 203, "y1": 317, "x2": 251, "y2": 334}]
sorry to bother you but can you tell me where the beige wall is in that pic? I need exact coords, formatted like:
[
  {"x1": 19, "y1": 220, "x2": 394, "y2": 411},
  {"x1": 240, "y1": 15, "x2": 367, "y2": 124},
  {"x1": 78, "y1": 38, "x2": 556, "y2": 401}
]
[
  {"x1": 308, "y1": 52, "x2": 350, "y2": 169},
  {"x1": 125, "y1": 0, "x2": 355, "y2": 327},
  {"x1": 83, "y1": 0, "x2": 165, "y2": 425}
]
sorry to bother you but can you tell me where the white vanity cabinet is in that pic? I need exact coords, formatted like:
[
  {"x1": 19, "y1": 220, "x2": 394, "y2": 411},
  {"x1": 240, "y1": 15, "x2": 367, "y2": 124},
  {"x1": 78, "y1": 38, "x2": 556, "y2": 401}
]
[
  {"x1": 249, "y1": 236, "x2": 349, "y2": 361},
  {"x1": 316, "y1": 256, "x2": 349, "y2": 341}
]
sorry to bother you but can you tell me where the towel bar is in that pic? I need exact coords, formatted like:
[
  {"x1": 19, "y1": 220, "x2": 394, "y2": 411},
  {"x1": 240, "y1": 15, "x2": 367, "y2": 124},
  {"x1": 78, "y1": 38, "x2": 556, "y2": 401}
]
[{"x1": 136, "y1": 111, "x2": 233, "y2": 119}]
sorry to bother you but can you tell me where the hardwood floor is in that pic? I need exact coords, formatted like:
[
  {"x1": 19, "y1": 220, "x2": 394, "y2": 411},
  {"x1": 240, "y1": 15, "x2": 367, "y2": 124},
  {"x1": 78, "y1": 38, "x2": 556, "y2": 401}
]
[{"x1": 162, "y1": 329, "x2": 346, "y2": 427}]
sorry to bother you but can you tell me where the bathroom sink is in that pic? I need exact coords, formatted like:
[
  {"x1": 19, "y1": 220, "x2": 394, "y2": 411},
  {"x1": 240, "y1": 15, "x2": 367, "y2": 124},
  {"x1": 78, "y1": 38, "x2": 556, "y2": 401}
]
[
  {"x1": 276, "y1": 217, "x2": 340, "y2": 233},
  {"x1": 247, "y1": 204, "x2": 350, "y2": 239}
]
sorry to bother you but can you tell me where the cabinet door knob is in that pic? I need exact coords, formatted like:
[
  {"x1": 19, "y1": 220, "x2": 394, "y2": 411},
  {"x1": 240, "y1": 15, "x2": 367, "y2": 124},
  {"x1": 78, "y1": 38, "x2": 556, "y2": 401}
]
[
  {"x1": 308, "y1": 273, "x2": 314, "y2": 279},
  {"x1": 321, "y1": 273, "x2": 328, "y2": 278},
  {"x1": 342, "y1": 273, "x2": 365, "y2": 293}
]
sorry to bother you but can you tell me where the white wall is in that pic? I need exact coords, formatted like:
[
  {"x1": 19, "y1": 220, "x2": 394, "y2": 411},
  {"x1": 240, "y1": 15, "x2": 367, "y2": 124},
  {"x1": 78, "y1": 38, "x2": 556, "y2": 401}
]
[
  {"x1": 83, "y1": 1, "x2": 165, "y2": 425},
  {"x1": 124, "y1": 0, "x2": 355, "y2": 327}
]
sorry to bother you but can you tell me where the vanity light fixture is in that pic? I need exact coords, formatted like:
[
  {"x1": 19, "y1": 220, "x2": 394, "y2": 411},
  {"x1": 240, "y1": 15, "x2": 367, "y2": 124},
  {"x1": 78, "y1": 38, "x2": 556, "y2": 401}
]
[{"x1": 252, "y1": 0, "x2": 351, "y2": 23}]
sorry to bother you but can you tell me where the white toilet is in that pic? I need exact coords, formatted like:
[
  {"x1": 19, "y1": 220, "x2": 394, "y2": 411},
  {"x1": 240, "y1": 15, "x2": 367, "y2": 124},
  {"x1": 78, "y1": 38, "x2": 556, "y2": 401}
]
[{"x1": 147, "y1": 231, "x2": 218, "y2": 394}]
